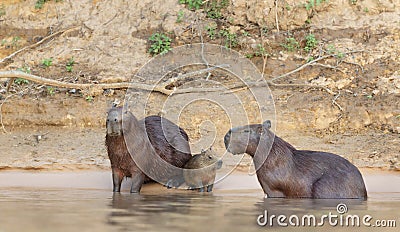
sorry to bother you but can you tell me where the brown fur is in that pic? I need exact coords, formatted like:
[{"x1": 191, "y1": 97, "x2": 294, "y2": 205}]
[
  {"x1": 183, "y1": 147, "x2": 222, "y2": 192},
  {"x1": 224, "y1": 120, "x2": 367, "y2": 199},
  {"x1": 105, "y1": 106, "x2": 192, "y2": 193}
]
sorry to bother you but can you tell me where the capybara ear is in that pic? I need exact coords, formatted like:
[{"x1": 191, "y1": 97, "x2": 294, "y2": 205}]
[{"x1": 262, "y1": 120, "x2": 271, "y2": 130}]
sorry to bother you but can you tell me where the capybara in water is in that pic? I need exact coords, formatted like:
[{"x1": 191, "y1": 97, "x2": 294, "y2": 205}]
[
  {"x1": 224, "y1": 120, "x2": 367, "y2": 199},
  {"x1": 183, "y1": 147, "x2": 222, "y2": 192},
  {"x1": 105, "y1": 106, "x2": 192, "y2": 193}
]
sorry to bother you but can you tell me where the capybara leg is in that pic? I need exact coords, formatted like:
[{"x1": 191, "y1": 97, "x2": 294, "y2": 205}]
[
  {"x1": 166, "y1": 175, "x2": 185, "y2": 189},
  {"x1": 130, "y1": 172, "x2": 145, "y2": 193},
  {"x1": 112, "y1": 169, "x2": 124, "y2": 192},
  {"x1": 199, "y1": 187, "x2": 206, "y2": 192},
  {"x1": 206, "y1": 184, "x2": 214, "y2": 192}
]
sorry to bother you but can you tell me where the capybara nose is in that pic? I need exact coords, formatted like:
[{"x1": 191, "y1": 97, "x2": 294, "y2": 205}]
[
  {"x1": 217, "y1": 159, "x2": 223, "y2": 169},
  {"x1": 224, "y1": 130, "x2": 231, "y2": 148}
]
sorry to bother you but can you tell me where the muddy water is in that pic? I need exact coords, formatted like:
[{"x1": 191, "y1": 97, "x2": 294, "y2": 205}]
[{"x1": 0, "y1": 171, "x2": 399, "y2": 232}]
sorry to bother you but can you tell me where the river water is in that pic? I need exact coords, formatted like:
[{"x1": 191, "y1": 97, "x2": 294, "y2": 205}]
[{"x1": 0, "y1": 171, "x2": 399, "y2": 232}]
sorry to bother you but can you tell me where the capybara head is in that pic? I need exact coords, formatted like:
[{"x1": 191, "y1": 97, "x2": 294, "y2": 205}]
[
  {"x1": 224, "y1": 120, "x2": 271, "y2": 156},
  {"x1": 186, "y1": 147, "x2": 222, "y2": 169},
  {"x1": 106, "y1": 106, "x2": 139, "y2": 136}
]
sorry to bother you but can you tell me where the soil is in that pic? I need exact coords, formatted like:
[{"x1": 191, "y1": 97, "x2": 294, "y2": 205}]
[{"x1": 0, "y1": 0, "x2": 399, "y2": 172}]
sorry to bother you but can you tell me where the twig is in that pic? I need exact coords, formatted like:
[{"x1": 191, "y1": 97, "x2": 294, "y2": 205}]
[
  {"x1": 0, "y1": 26, "x2": 80, "y2": 64},
  {"x1": 162, "y1": 64, "x2": 230, "y2": 89},
  {"x1": 267, "y1": 81, "x2": 336, "y2": 95},
  {"x1": 275, "y1": 0, "x2": 279, "y2": 33},
  {"x1": 259, "y1": 27, "x2": 268, "y2": 79},
  {"x1": 270, "y1": 50, "x2": 364, "y2": 82},
  {"x1": 103, "y1": 12, "x2": 119, "y2": 26},
  {"x1": 196, "y1": 13, "x2": 211, "y2": 80},
  {"x1": 310, "y1": 63, "x2": 346, "y2": 73},
  {"x1": 332, "y1": 91, "x2": 344, "y2": 111},
  {"x1": 341, "y1": 60, "x2": 364, "y2": 72}
]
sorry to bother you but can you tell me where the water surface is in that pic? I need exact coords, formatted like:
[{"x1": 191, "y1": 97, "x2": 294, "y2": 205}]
[{"x1": 0, "y1": 171, "x2": 399, "y2": 232}]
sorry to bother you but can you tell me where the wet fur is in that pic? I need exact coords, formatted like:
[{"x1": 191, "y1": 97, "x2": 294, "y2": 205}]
[
  {"x1": 224, "y1": 121, "x2": 367, "y2": 199},
  {"x1": 183, "y1": 148, "x2": 222, "y2": 192},
  {"x1": 105, "y1": 107, "x2": 192, "y2": 193}
]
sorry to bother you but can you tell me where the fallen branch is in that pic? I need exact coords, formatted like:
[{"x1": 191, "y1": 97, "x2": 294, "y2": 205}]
[
  {"x1": 270, "y1": 50, "x2": 364, "y2": 82},
  {"x1": 0, "y1": 71, "x2": 172, "y2": 95},
  {"x1": 0, "y1": 26, "x2": 80, "y2": 64},
  {"x1": 0, "y1": 69, "x2": 337, "y2": 97}
]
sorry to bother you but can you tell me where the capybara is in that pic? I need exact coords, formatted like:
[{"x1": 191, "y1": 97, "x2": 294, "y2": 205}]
[
  {"x1": 183, "y1": 147, "x2": 222, "y2": 192},
  {"x1": 105, "y1": 106, "x2": 192, "y2": 193},
  {"x1": 224, "y1": 120, "x2": 367, "y2": 199}
]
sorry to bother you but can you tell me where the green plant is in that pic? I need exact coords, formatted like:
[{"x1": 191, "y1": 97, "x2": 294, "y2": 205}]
[
  {"x1": 255, "y1": 44, "x2": 268, "y2": 57},
  {"x1": 350, "y1": 0, "x2": 357, "y2": 5},
  {"x1": 11, "y1": 36, "x2": 20, "y2": 49},
  {"x1": 206, "y1": 25, "x2": 217, "y2": 40},
  {"x1": 176, "y1": 10, "x2": 184, "y2": 23},
  {"x1": 47, "y1": 86, "x2": 55, "y2": 95},
  {"x1": 148, "y1": 33, "x2": 172, "y2": 55},
  {"x1": 66, "y1": 57, "x2": 74, "y2": 72},
  {"x1": 35, "y1": 0, "x2": 62, "y2": 10},
  {"x1": 366, "y1": 95, "x2": 373, "y2": 99},
  {"x1": 35, "y1": 0, "x2": 49, "y2": 9},
  {"x1": 326, "y1": 44, "x2": 336, "y2": 54},
  {"x1": 205, "y1": 0, "x2": 229, "y2": 19},
  {"x1": 17, "y1": 65, "x2": 31, "y2": 74},
  {"x1": 281, "y1": 37, "x2": 299, "y2": 52},
  {"x1": 304, "y1": 0, "x2": 327, "y2": 10},
  {"x1": 179, "y1": 0, "x2": 203, "y2": 10},
  {"x1": 396, "y1": 115, "x2": 400, "y2": 119},
  {"x1": 364, "y1": 7, "x2": 369, "y2": 12},
  {"x1": 14, "y1": 78, "x2": 29, "y2": 85},
  {"x1": 219, "y1": 29, "x2": 238, "y2": 48},
  {"x1": 245, "y1": 54, "x2": 254, "y2": 59},
  {"x1": 0, "y1": 4, "x2": 6, "y2": 17},
  {"x1": 42, "y1": 58, "x2": 53, "y2": 67},
  {"x1": 306, "y1": 56, "x2": 314, "y2": 62},
  {"x1": 1, "y1": 39, "x2": 6, "y2": 46},
  {"x1": 85, "y1": 96, "x2": 94, "y2": 102},
  {"x1": 304, "y1": 33, "x2": 318, "y2": 52},
  {"x1": 242, "y1": 31, "x2": 250, "y2": 37},
  {"x1": 336, "y1": 51, "x2": 345, "y2": 59}
]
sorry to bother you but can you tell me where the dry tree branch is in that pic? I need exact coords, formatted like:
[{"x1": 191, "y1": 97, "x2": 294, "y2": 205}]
[
  {"x1": 0, "y1": 26, "x2": 80, "y2": 64},
  {"x1": 0, "y1": 71, "x2": 172, "y2": 95},
  {"x1": 270, "y1": 50, "x2": 364, "y2": 82}
]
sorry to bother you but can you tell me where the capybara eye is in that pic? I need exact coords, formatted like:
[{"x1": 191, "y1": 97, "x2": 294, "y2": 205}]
[
  {"x1": 243, "y1": 130, "x2": 249, "y2": 133},
  {"x1": 114, "y1": 118, "x2": 117, "y2": 122},
  {"x1": 107, "y1": 119, "x2": 109, "y2": 122},
  {"x1": 208, "y1": 156, "x2": 212, "y2": 159}
]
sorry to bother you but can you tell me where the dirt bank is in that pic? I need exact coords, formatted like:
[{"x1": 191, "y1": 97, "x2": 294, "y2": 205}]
[{"x1": 0, "y1": 0, "x2": 399, "y2": 171}]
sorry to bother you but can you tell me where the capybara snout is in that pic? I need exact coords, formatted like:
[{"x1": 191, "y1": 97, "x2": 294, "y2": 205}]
[
  {"x1": 106, "y1": 109, "x2": 123, "y2": 136},
  {"x1": 224, "y1": 120, "x2": 272, "y2": 155}
]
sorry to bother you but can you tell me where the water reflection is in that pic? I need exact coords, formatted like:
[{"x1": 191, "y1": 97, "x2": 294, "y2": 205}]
[{"x1": 0, "y1": 184, "x2": 399, "y2": 231}]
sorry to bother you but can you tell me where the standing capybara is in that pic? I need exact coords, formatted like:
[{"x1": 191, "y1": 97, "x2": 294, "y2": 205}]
[
  {"x1": 224, "y1": 120, "x2": 367, "y2": 199},
  {"x1": 183, "y1": 147, "x2": 222, "y2": 192},
  {"x1": 105, "y1": 106, "x2": 192, "y2": 193}
]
